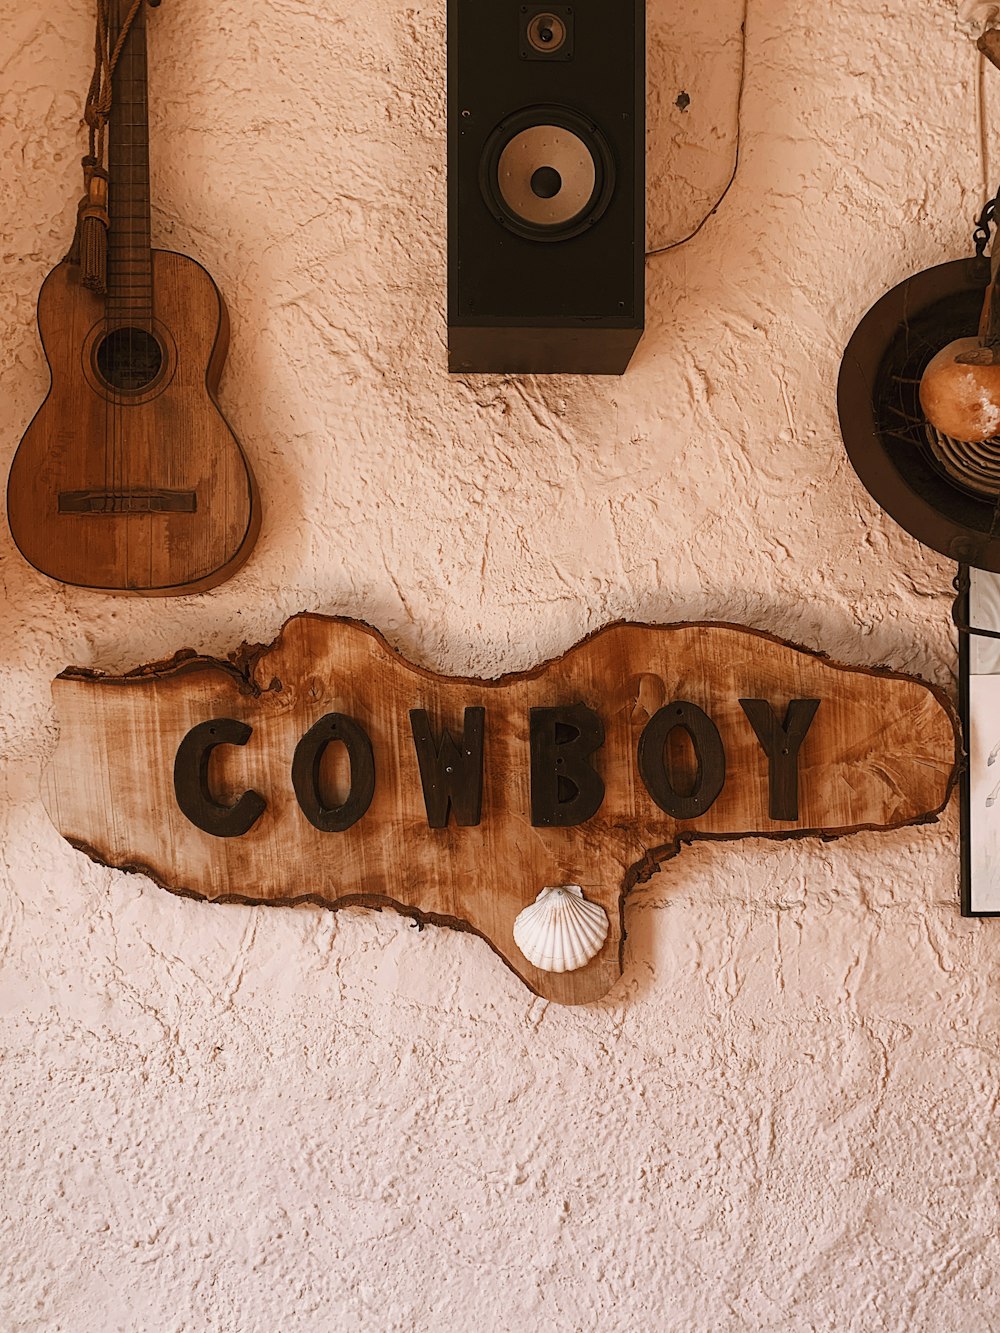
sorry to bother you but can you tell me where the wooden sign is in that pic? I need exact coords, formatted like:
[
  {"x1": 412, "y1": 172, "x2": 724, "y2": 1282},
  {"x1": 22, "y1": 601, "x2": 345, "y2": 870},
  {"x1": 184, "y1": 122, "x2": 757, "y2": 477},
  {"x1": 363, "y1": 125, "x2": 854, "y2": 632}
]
[{"x1": 45, "y1": 616, "x2": 959, "y2": 1004}]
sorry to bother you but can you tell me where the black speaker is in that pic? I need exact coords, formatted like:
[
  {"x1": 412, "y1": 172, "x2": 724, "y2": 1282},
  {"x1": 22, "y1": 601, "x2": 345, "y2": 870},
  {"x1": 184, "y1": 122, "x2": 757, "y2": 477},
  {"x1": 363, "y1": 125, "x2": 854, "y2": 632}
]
[{"x1": 448, "y1": 0, "x2": 645, "y2": 376}]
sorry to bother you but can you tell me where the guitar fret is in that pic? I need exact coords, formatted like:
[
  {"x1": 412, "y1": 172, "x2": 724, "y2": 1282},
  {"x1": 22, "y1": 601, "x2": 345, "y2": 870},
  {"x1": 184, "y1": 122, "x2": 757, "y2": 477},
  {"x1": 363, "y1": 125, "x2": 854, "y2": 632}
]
[
  {"x1": 107, "y1": 0, "x2": 152, "y2": 307},
  {"x1": 6, "y1": 0, "x2": 258, "y2": 594}
]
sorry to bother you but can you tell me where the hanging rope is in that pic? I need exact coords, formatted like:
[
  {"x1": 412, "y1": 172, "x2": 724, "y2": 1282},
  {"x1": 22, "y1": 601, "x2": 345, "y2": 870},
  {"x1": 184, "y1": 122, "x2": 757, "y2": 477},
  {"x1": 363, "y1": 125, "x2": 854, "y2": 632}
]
[{"x1": 66, "y1": 0, "x2": 145, "y2": 292}]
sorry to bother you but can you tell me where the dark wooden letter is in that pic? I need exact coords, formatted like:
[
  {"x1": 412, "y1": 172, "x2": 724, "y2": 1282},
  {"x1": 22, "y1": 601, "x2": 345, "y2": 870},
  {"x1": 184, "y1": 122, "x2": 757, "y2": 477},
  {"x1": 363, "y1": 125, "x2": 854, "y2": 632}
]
[
  {"x1": 638, "y1": 701, "x2": 726, "y2": 819},
  {"x1": 409, "y1": 707, "x2": 485, "y2": 828},
  {"x1": 739, "y1": 698, "x2": 821, "y2": 821},
  {"x1": 529, "y1": 703, "x2": 605, "y2": 827},
  {"x1": 292, "y1": 713, "x2": 376, "y2": 832},
  {"x1": 173, "y1": 718, "x2": 266, "y2": 838}
]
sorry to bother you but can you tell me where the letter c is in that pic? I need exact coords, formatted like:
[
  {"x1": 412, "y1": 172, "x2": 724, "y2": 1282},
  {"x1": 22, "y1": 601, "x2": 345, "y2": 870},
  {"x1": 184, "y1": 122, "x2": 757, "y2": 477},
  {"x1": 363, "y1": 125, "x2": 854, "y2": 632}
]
[{"x1": 173, "y1": 719, "x2": 267, "y2": 838}]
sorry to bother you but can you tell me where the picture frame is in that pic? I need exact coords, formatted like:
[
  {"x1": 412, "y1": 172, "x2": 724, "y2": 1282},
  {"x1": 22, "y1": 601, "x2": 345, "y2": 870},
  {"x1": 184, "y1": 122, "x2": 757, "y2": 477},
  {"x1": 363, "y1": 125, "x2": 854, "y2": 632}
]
[{"x1": 957, "y1": 564, "x2": 1000, "y2": 915}]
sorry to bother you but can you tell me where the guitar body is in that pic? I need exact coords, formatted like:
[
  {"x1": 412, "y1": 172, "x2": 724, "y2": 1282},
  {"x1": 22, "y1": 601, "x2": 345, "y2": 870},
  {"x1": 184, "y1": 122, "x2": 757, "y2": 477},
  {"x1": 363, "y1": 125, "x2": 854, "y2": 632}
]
[{"x1": 8, "y1": 250, "x2": 259, "y2": 595}]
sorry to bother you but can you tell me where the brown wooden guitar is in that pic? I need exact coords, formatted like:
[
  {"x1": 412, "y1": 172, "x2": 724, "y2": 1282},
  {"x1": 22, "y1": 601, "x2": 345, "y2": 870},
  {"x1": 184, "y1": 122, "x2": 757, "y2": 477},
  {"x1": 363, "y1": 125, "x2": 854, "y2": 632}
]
[{"x1": 8, "y1": 0, "x2": 259, "y2": 595}]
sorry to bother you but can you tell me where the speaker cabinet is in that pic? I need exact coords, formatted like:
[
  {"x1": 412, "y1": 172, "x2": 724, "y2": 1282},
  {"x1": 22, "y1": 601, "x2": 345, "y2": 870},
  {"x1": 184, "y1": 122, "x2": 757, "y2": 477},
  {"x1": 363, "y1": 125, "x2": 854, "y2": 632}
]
[{"x1": 448, "y1": 0, "x2": 645, "y2": 376}]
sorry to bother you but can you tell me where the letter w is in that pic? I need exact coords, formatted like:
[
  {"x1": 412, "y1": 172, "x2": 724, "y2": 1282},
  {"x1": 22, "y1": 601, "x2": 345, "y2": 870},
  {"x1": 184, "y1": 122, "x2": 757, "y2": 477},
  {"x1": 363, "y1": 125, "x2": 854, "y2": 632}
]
[{"x1": 409, "y1": 708, "x2": 486, "y2": 828}]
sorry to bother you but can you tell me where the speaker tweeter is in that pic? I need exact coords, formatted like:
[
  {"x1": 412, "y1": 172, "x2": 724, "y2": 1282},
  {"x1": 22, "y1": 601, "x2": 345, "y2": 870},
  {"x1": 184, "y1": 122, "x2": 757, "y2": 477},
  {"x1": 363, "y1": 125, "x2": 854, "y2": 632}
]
[{"x1": 521, "y1": 7, "x2": 574, "y2": 60}]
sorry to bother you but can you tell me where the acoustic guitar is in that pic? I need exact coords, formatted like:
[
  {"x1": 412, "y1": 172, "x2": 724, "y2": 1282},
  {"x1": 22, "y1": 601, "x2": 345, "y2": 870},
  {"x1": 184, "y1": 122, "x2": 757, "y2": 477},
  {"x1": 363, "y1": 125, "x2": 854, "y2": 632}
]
[{"x1": 7, "y1": 0, "x2": 259, "y2": 595}]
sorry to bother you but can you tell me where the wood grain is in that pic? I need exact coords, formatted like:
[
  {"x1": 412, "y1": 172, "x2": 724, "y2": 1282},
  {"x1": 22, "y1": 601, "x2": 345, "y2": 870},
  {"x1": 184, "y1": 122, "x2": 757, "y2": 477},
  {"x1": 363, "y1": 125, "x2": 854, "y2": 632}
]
[
  {"x1": 44, "y1": 617, "x2": 960, "y2": 1004},
  {"x1": 7, "y1": 252, "x2": 259, "y2": 593},
  {"x1": 7, "y1": 0, "x2": 258, "y2": 595}
]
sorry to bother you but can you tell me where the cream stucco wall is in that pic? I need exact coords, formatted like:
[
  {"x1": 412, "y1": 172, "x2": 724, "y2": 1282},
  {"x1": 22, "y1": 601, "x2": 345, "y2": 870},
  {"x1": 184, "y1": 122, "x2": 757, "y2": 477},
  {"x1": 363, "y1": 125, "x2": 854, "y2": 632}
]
[{"x1": 2, "y1": 0, "x2": 999, "y2": 1328}]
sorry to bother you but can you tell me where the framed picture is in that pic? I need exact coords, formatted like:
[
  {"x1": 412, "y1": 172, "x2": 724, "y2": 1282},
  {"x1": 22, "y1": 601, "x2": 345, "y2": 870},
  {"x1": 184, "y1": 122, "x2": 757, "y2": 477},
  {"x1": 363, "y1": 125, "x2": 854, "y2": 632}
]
[{"x1": 959, "y1": 564, "x2": 1000, "y2": 914}]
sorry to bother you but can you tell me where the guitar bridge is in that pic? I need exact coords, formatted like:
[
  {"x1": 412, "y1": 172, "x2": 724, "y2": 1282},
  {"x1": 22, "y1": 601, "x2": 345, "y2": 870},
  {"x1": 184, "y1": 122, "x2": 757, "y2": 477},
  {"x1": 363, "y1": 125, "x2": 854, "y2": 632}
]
[{"x1": 58, "y1": 490, "x2": 197, "y2": 515}]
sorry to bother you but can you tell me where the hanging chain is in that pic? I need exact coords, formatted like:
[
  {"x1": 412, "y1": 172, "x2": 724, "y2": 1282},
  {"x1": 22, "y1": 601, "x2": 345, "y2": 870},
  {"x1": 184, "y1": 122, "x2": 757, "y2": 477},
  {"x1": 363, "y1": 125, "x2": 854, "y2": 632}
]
[{"x1": 974, "y1": 190, "x2": 1000, "y2": 258}]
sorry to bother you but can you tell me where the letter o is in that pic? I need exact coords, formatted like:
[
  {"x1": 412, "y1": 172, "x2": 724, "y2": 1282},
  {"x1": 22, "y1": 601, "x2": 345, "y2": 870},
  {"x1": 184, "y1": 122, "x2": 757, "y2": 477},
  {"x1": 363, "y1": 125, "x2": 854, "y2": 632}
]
[
  {"x1": 292, "y1": 713, "x2": 376, "y2": 832},
  {"x1": 637, "y1": 701, "x2": 726, "y2": 820}
]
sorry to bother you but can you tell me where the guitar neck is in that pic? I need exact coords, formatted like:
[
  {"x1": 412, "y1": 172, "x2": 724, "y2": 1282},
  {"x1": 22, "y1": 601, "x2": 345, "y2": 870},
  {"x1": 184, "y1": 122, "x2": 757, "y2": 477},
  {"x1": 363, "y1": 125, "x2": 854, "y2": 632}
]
[{"x1": 107, "y1": 0, "x2": 152, "y2": 321}]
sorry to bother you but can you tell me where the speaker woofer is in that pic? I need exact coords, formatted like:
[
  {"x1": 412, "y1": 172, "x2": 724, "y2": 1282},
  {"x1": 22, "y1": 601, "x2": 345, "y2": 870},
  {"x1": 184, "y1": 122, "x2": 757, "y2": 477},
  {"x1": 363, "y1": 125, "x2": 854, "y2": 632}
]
[
  {"x1": 448, "y1": 0, "x2": 644, "y2": 374},
  {"x1": 479, "y1": 105, "x2": 615, "y2": 242}
]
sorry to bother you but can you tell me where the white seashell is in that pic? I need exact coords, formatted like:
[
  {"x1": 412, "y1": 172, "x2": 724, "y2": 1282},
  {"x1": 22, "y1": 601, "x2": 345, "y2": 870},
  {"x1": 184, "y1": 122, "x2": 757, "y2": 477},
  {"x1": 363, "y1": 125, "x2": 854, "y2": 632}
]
[{"x1": 513, "y1": 885, "x2": 609, "y2": 973}]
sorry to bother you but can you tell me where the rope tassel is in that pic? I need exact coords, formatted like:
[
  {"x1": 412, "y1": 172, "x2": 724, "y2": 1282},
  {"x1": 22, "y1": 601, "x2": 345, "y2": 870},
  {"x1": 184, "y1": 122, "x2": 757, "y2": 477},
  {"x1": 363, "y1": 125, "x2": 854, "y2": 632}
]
[{"x1": 80, "y1": 165, "x2": 109, "y2": 293}]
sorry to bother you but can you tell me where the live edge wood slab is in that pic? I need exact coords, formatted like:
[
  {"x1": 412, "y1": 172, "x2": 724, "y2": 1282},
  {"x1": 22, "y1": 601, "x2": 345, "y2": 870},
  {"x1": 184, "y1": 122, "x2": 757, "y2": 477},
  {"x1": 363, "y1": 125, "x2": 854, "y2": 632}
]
[{"x1": 44, "y1": 616, "x2": 960, "y2": 1005}]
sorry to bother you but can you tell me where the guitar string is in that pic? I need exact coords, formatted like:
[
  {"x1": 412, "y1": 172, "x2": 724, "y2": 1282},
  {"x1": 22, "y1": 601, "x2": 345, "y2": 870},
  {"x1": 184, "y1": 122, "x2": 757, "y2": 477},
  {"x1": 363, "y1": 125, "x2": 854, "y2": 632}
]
[
  {"x1": 89, "y1": 0, "x2": 139, "y2": 514},
  {"x1": 100, "y1": 0, "x2": 145, "y2": 524},
  {"x1": 131, "y1": 4, "x2": 150, "y2": 554},
  {"x1": 126, "y1": 0, "x2": 142, "y2": 526},
  {"x1": 109, "y1": 0, "x2": 115, "y2": 514},
  {"x1": 120, "y1": 6, "x2": 141, "y2": 530},
  {"x1": 113, "y1": 1, "x2": 121, "y2": 519},
  {"x1": 103, "y1": 0, "x2": 111, "y2": 514},
  {"x1": 120, "y1": 5, "x2": 131, "y2": 521}
]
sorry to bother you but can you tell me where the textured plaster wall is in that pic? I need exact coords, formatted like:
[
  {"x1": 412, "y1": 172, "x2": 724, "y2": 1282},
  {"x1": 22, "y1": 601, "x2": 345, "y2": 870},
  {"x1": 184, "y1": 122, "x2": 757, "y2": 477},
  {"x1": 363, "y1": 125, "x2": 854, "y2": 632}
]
[{"x1": 1, "y1": 0, "x2": 999, "y2": 1328}]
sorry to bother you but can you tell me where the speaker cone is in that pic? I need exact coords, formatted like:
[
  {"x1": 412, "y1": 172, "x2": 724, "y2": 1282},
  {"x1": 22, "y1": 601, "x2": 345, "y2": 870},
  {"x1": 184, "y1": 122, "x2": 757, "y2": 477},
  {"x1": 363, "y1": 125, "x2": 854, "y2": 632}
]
[{"x1": 480, "y1": 106, "x2": 615, "y2": 242}]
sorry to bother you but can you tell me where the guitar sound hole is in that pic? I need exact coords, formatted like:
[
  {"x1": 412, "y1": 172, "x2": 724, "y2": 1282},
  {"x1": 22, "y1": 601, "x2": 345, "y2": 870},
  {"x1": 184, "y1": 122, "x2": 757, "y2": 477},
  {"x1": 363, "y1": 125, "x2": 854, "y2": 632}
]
[{"x1": 95, "y1": 327, "x2": 164, "y2": 392}]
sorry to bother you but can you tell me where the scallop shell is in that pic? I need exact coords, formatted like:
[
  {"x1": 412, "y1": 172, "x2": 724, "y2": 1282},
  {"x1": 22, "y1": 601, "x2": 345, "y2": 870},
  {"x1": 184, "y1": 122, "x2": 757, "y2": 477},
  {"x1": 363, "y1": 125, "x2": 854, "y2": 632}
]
[{"x1": 512, "y1": 885, "x2": 609, "y2": 973}]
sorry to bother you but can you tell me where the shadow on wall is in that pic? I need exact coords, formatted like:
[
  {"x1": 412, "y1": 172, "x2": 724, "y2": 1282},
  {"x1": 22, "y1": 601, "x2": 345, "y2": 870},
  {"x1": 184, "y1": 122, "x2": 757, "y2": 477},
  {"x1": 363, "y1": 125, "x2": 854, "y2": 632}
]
[{"x1": 647, "y1": 0, "x2": 746, "y2": 253}]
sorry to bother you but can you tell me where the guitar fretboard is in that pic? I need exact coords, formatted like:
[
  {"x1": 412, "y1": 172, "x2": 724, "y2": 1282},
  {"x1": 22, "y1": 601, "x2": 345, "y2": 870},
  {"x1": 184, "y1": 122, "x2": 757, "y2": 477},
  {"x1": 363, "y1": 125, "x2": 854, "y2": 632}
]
[{"x1": 107, "y1": 0, "x2": 152, "y2": 321}]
